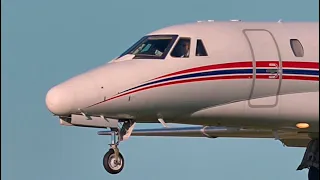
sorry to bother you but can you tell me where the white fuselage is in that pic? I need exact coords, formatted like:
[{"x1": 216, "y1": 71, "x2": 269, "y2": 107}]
[{"x1": 45, "y1": 21, "x2": 319, "y2": 133}]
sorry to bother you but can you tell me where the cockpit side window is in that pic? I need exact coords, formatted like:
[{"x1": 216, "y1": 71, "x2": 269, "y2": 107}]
[
  {"x1": 117, "y1": 35, "x2": 178, "y2": 59},
  {"x1": 196, "y1": 39, "x2": 208, "y2": 56},
  {"x1": 170, "y1": 38, "x2": 191, "y2": 58}
]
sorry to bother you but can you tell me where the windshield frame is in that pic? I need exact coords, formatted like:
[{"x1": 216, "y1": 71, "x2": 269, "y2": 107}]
[{"x1": 117, "y1": 34, "x2": 179, "y2": 60}]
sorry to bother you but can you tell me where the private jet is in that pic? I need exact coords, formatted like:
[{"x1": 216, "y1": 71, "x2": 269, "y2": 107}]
[{"x1": 45, "y1": 20, "x2": 319, "y2": 180}]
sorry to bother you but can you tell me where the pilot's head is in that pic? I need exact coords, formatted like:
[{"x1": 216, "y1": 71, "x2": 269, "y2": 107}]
[
  {"x1": 182, "y1": 41, "x2": 189, "y2": 51},
  {"x1": 181, "y1": 41, "x2": 190, "y2": 57}
]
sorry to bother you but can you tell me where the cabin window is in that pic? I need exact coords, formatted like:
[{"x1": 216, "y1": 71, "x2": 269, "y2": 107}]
[
  {"x1": 290, "y1": 39, "x2": 304, "y2": 57},
  {"x1": 170, "y1": 38, "x2": 191, "y2": 58},
  {"x1": 117, "y1": 35, "x2": 178, "y2": 59},
  {"x1": 196, "y1": 39, "x2": 208, "y2": 56}
]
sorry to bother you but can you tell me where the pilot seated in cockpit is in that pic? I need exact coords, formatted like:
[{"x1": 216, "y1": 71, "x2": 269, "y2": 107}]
[
  {"x1": 171, "y1": 39, "x2": 190, "y2": 58},
  {"x1": 180, "y1": 41, "x2": 190, "y2": 58}
]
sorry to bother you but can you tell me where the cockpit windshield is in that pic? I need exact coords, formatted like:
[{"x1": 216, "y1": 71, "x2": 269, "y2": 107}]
[{"x1": 118, "y1": 35, "x2": 178, "y2": 59}]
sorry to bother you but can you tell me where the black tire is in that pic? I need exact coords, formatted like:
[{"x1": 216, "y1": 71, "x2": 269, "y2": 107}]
[{"x1": 103, "y1": 149, "x2": 124, "y2": 174}]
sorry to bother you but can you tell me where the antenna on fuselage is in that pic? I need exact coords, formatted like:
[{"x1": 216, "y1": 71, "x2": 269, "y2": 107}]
[{"x1": 197, "y1": 20, "x2": 215, "y2": 23}]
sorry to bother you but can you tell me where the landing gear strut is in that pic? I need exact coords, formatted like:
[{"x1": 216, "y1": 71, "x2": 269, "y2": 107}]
[
  {"x1": 297, "y1": 139, "x2": 319, "y2": 180},
  {"x1": 102, "y1": 120, "x2": 135, "y2": 174}
]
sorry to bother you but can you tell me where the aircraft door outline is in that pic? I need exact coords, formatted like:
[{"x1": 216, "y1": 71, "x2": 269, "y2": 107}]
[{"x1": 242, "y1": 29, "x2": 283, "y2": 108}]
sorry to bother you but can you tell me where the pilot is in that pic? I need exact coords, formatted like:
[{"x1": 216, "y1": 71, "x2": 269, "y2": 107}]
[{"x1": 181, "y1": 41, "x2": 190, "y2": 57}]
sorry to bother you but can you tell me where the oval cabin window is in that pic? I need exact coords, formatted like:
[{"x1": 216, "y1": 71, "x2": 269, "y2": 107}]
[{"x1": 290, "y1": 39, "x2": 304, "y2": 57}]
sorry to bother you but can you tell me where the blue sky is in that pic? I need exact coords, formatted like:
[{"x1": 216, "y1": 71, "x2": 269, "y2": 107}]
[{"x1": 2, "y1": 0, "x2": 318, "y2": 179}]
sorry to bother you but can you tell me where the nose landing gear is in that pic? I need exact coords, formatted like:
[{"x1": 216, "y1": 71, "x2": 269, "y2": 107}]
[{"x1": 102, "y1": 120, "x2": 135, "y2": 174}]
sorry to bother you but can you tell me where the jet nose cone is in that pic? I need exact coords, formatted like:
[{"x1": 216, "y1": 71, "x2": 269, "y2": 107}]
[{"x1": 45, "y1": 85, "x2": 74, "y2": 115}]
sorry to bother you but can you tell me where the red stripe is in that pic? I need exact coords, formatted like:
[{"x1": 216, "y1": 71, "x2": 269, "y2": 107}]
[
  {"x1": 151, "y1": 61, "x2": 319, "y2": 80},
  {"x1": 255, "y1": 61, "x2": 319, "y2": 69},
  {"x1": 283, "y1": 75, "x2": 319, "y2": 81},
  {"x1": 255, "y1": 75, "x2": 319, "y2": 81},
  {"x1": 283, "y1": 61, "x2": 319, "y2": 69},
  {"x1": 152, "y1": 62, "x2": 252, "y2": 80},
  {"x1": 87, "y1": 74, "x2": 318, "y2": 108},
  {"x1": 103, "y1": 75, "x2": 253, "y2": 103},
  {"x1": 152, "y1": 61, "x2": 318, "y2": 81},
  {"x1": 256, "y1": 75, "x2": 279, "y2": 79},
  {"x1": 87, "y1": 61, "x2": 319, "y2": 108},
  {"x1": 256, "y1": 61, "x2": 279, "y2": 68}
]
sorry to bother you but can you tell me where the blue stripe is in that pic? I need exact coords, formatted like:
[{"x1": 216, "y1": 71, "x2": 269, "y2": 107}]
[
  {"x1": 256, "y1": 69, "x2": 319, "y2": 76},
  {"x1": 154, "y1": 69, "x2": 253, "y2": 84},
  {"x1": 120, "y1": 69, "x2": 253, "y2": 93},
  {"x1": 120, "y1": 68, "x2": 319, "y2": 94},
  {"x1": 282, "y1": 69, "x2": 319, "y2": 76}
]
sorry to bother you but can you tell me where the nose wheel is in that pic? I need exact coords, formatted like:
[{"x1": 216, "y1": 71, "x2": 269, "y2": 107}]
[
  {"x1": 103, "y1": 148, "x2": 124, "y2": 174},
  {"x1": 101, "y1": 120, "x2": 135, "y2": 174}
]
